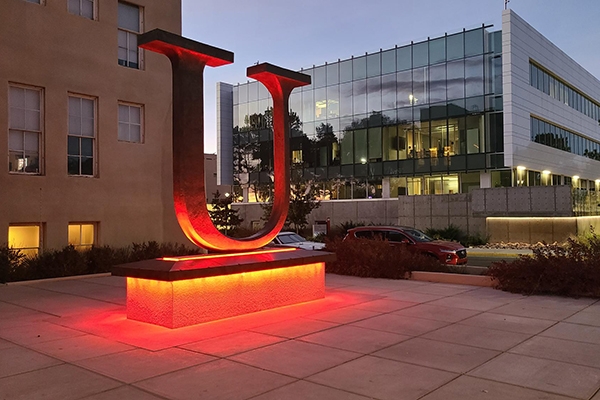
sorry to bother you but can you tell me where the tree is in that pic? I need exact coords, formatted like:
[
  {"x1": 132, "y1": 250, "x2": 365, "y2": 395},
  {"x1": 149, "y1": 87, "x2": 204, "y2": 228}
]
[
  {"x1": 260, "y1": 177, "x2": 321, "y2": 234},
  {"x1": 208, "y1": 191, "x2": 243, "y2": 235},
  {"x1": 287, "y1": 178, "x2": 321, "y2": 233}
]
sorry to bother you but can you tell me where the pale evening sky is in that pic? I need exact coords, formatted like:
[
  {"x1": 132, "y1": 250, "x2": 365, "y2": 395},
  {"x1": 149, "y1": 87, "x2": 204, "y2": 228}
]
[{"x1": 180, "y1": 0, "x2": 600, "y2": 154}]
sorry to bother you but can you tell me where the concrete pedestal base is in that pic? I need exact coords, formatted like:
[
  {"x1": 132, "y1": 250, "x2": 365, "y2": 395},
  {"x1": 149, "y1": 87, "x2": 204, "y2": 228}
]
[{"x1": 112, "y1": 248, "x2": 334, "y2": 328}]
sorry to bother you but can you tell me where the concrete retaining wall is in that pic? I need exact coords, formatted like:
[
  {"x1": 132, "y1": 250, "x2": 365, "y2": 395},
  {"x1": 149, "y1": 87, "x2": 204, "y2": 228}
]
[{"x1": 233, "y1": 186, "x2": 577, "y2": 241}]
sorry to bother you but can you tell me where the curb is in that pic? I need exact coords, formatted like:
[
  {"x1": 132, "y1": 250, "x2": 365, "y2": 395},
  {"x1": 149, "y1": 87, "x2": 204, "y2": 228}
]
[
  {"x1": 5, "y1": 272, "x2": 112, "y2": 286},
  {"x1": 410, "y1": 271, "x2": 497, "y2": 287},
  {"x1": 468, "y1": 252, "x2": 529, "y2": 258}
]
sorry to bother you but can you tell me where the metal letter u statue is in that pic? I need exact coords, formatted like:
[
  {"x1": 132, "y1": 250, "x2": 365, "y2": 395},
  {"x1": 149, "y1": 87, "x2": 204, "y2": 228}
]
[{"x1": 138, "y1": 29, "x2": 311, "y2": 252}]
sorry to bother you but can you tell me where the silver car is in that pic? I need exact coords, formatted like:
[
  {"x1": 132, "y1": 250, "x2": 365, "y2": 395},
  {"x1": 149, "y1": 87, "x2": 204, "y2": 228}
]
[{"x1": 270, "y1": 232, "x2": 326, "y2": 251}]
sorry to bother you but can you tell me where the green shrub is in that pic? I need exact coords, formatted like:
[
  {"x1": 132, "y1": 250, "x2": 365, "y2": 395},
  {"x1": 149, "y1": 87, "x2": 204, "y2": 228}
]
[
  {"x1": 0, "y1": 241, "x2": 199, "y2": 283},
  {"x1": 23, "y1": 246, "x2": 86, "y2": 280},
  {"x1": 425, "y1": 224, "x2": 489, "y2": 247},
  {"x1": 86, "y1": 246, "x2": 129, "y2": 274},
  {"x1": 488, "y1": 236, "x2": 600, "y2": 297},
  {"x1": 426, "y1": 224, "x2": 464, "y2": 242},
  {"x1": 324, "y1": 237, "x2": 442, "y2": 279},
  {"x1": 0, "y1": 245, "x2": 25, "y2": 284},
  {"x1": 462, "y1": 233, "x2": 490, "y2": 247}
]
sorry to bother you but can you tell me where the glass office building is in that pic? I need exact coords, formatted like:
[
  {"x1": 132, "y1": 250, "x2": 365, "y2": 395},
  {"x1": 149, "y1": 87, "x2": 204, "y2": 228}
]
[{"x1": 218, "y1": 10, "x2": 600, "y2": 202}]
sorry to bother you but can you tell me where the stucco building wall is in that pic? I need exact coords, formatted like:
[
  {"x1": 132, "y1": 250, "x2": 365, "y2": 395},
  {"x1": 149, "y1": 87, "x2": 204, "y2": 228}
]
[{"x1": 0, "y1": 0, "x2": 187, "y2": 249}]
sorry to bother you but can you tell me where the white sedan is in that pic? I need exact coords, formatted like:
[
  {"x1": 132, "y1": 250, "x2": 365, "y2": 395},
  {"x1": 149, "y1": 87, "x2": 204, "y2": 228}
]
[{"x1": 270, "y1": 232, "x2": 326, "y2": 251}]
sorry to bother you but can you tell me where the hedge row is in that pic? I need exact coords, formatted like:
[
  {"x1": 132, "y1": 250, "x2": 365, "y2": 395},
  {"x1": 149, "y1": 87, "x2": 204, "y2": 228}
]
[
  {"x1": 0, "y1": 241, "x2": 198, "y2": 283},
  {"x1": 488, "y1": 235, "x2": 600, "y2": 298},
  {"x1": 324, "y1": 237, "x2": 447, "y2": 279}
]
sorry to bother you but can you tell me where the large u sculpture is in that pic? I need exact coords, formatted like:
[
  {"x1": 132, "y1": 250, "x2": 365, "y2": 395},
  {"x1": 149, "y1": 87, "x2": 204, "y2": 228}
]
[
  {"x1": 112, "y1": 30, "x2": 334, "y2": 328},
  {"x1": 138, "y1": 30, "x2": 309, "y2": 251}
]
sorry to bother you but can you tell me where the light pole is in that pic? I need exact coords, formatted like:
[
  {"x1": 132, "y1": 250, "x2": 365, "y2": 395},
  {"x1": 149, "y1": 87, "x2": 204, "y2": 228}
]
[{"x1": 361, "y1": 158, "x2": 368, "y2": 199}]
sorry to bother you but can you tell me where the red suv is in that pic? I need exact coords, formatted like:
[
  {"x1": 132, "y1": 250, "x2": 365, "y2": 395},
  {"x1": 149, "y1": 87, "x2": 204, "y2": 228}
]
[{"x1": 343, "y1": 226, "x2": 467, "y2": 265}]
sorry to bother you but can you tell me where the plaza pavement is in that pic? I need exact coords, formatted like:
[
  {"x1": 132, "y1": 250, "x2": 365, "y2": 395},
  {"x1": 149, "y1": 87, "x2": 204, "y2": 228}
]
[{"x1": 1, "y1": 273, "x2": 599, "y2": 400}]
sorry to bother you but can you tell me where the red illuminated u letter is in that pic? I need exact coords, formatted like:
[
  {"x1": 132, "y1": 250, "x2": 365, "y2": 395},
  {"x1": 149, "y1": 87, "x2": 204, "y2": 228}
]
[{"x1": 138, "y1": 30, "x2": 310, "y2": 251}]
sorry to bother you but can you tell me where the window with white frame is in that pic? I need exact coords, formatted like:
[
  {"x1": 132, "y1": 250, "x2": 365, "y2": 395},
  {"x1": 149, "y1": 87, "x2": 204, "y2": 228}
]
[
  {"x1": 9, "y1": 85, "x2": 42, "y2": 174},
  {"x1": 118, "y1": 103, "x2": 143, "y2": 143},
  {"x1": 8, "y1": 225, "x2": 41, "y2": 257},
  {"x1": 68, "y1": 223, "x2": 95, "y2": 249},
  {"x1": 118, "y1": 1, "x2": 142, "y2": 69},
  {"x1": 68, "y1": 0, "x2": 94, "y2": 19},
  {"x1": 68, "y1": 95, "x2": 96, "y2": 176}
]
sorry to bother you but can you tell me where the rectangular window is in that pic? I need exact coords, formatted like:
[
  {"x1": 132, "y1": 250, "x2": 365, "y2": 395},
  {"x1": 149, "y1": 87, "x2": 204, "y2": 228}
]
[
  {"x1": 68, "y1": 0, "x2": 94, "y2": 19},
  {"x1": 9, "y1": 84, "x2": 42, "y2": 174},
  {"x1": 24, "y1": 0, "x2": 42, "y2": 4},
  {"x1": 8, "y1": 225, "x2": 41, "y2": 257},
  {"x1": 68, "y1": 95, "x2": 96, "y2": 176},
  {"x1": 118, "y1": 1, "x2": 141, "y2": 69},
  {"x1": 68, "y1": 223, "x2": 95, "y2": 250},
  {"x1": 118, "y1": 103, "x2": 143, "y2": 143}
]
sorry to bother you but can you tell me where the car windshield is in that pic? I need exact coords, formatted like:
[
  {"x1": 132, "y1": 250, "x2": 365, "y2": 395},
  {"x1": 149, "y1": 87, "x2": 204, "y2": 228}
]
[
  {"x1": 277, "y1": 233, "x2": 306, "y2": 244},
  {"x1": 403, "y1": 229, "x2": 433, "y2": 242}
]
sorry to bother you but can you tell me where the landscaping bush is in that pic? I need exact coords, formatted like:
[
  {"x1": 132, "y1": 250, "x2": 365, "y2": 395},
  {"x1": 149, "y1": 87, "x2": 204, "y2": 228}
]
[
  {"x1": 425, "y1": 224, "x2": 489, "y2": 247},
  {"x1": 0, "y1": 241, "x2": 199, "y2": 283},
  {"x1": 0, "y1": 245, "x2": 25, "y2": 284},
  {"x1": 488, "y1": 235, "x2": 600, "y2": 297},
  {"x1": 324, "y1": 237, "x2": 443, "y2": 279}
]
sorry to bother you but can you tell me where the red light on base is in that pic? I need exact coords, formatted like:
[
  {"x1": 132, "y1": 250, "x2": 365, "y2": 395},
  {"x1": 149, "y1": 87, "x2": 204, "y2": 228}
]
[{"x1": 126, "y1": 263, "x2": 325, "y2": 328}]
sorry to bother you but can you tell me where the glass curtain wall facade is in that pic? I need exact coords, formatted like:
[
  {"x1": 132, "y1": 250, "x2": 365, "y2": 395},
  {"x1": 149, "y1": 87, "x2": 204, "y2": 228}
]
[{"x1": 232, "y1": 27, "x2": 505, "y2": 200}]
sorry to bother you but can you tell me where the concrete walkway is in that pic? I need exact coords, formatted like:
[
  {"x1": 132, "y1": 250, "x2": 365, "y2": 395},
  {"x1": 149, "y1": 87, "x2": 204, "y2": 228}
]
[{"x1": 1, "y1": 274, "x2": 599, "y2": 400}]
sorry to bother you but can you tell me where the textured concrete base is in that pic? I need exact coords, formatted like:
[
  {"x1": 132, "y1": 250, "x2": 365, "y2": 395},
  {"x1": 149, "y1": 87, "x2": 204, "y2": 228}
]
[
  {"x1": 114, "y1": 249, "x2": 334, "y2": 329},
  {"x1": 127, "y1": 263, "x2": 325, "y2": 328}
]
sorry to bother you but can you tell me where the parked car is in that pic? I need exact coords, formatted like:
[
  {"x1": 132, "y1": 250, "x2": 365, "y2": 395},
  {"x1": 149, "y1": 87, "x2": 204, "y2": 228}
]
[
  {"x1": 270, "y1": 232, "x2": 326, "y2": 251},
  {"x1": 343, "y1": 226, "x2": 467, "y2": 265}
]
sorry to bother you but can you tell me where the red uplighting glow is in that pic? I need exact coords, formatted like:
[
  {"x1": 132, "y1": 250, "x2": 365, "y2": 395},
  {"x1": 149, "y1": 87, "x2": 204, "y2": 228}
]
[
  {"x1": 160, "y1": 247, "x2": 296, "y2": 262},
  {"x1": 126, "y1": 262, "x2": 325, "y2": 328}
]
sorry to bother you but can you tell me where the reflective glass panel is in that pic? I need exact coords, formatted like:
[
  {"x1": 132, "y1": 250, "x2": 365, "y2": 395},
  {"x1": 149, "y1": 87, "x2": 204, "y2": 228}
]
[
  {"x1": 446, "y1": 59, "x2": 465, "y2": 100},
  {"x1": 353, "y1": 79, "x2": 367, "y2": 115},
  {"x1": 381, "y1": 49, "x2": 395, "y2": 74},
  {"x1": 383, "y1": 125, "x2": 398, "y2": 161},
  {"x1": 339, "y1": 82, "x2": 353, "y2": 117},
  {"x1": 367, "y1": 53, "x2": 381, "y2": 77},
  {"x1": 354, "y1": 129, "x2": 367, "y2": 163},
  {"x1": 367, "y1": 76, "x2": 382, "y2": 112},
  {"x1": 465, "y1": 56, "x2": 484, "y2": 97},
  {"x1": 248, "y1": 82, "x2": 258, "y2": 102},
  {"x1": 327, "y1": 85, "x2": 339, "y2": 118},
  {"x1": 368, "y1": 127, "x2": 382, "y2": 160},
  {"x1": 302, "y1": 90, "x2": 314, "y2": 122},
  {"x1": 412, "y1": 67, "x2": 428, "y2": 105},
  {"x1": 447, "y1": 32, "x2": 464, "y2": 60},
  {"x1": 340, "y1": 59, "x2": 352, "y2": 83},
  {"x1": 381, "y1": 73, "x2": 396, "y2": 110},
  {"x1": 313, "y1": 66, "x2": 326, "y2": 88},
  {"x1": 353, "y1": 56, "x2": 367, "y2": 80},
  {"x1": 412, "y1": 42, "x2": 428, "y2": 68},
  {"x1": 429, "y1": 37, "x2": 446, "y2": 65},
  {"x1": 429, "y1": 63, "x2": 446, "y2": 103},
  {"x1": 327, "y1": 63, "x2": 339, "y2": 86},
  {"x1": 397, "y1": 45, "x2": 411, "y2": 71},
  {"x1": 340, "y1": 130, "x2": 353, "y2": 164},
  {"x1": 396, "y1": 70, "x2": 412, "y2": 107},
  {"x1": 465, "y1": 28, "x2": 484, "y2": 57},
  {"x1": 314, "y1": 88, "x2": 326, "y2": 120}
]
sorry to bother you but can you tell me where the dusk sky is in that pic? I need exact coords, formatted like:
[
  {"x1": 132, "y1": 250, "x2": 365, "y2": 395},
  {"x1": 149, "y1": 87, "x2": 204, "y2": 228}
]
[{"x1": 181, "y1": 0, "x2": 600, "y2": 154}]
